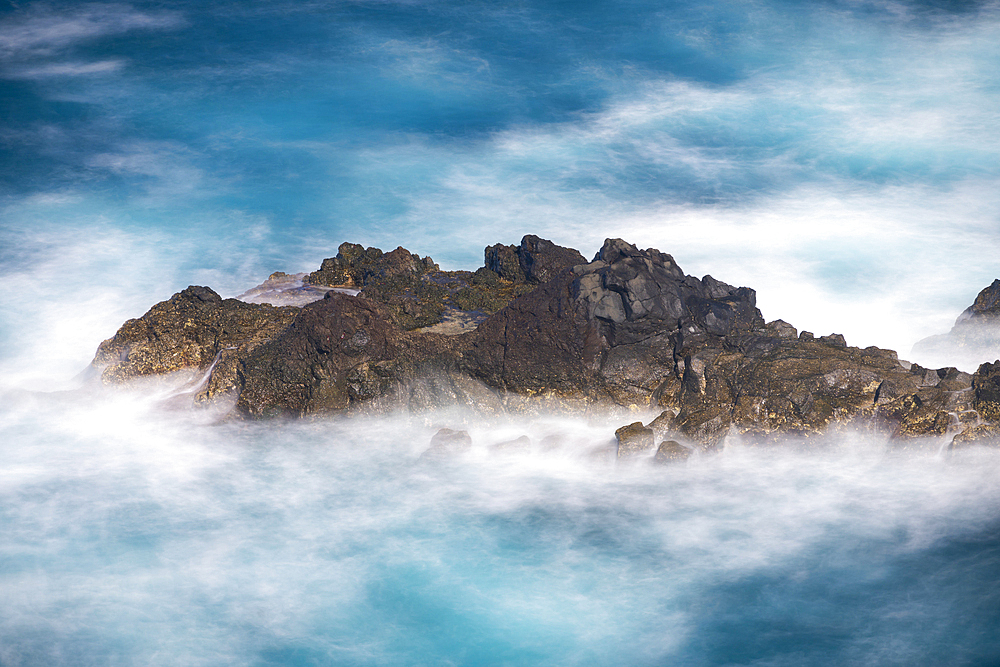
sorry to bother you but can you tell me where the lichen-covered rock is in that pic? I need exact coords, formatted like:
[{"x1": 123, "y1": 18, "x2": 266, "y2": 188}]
[
  {"x1": 972, "y1": 360, "x2": 1000, "y2": 421},
  {"x1": 306, "y1": 237, "x2": 577, "y2": 331},
  {"x1": 951, "y1": 422, "x2": 1000, "y2": 448},
  {"x1": 92, "y1": 286, "x2": 298, "y2": 397}
]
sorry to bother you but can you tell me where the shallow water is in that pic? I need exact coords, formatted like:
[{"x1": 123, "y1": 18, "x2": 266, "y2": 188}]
[{"x1": 3, "y1": 386, "x2": 1000, "y2": 666}]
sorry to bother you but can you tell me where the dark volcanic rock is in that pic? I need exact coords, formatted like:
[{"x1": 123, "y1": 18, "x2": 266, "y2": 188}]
[
  {"x1": 951, "y1": 422, "x2": 1000, "y2": 448},
  {"x1": 94, "y1": 235, "x2": 1000, "y2": 452},
  {"x1": 972, "y1": 360, "x2": 1000, "y2": 421},
  {"x1": 962, "y1": 280, "x2": 1000, "y2": 321},
  {"x1": 518, "y1": 234, "x2": 587, "y2": 283},
  {"x1": 484, "y1": 243, "x2": 527, "y2": 283},
  {"x1": 307, "y1": 243, "x2": 447, "y2": 330},
  {"x1": 235, "y1": 293, "x2": 407, "y2": 418},
  {"x1": 484, "y1": 235, "x2": 586, "y2": 285},
  {"x1": 306, "y1": 237, "x2": 576, "y2": 331},
  {"x1": 466, "y1": 238, "x2": 765, "y2": 406}
]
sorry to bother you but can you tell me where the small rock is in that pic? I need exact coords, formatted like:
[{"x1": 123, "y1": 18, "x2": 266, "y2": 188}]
[
  {"x1": 951, "y1": 423, "x2": 1000, "y2": 449},
  {"x1": 615, "y1": 421, "x2": 655, "y2": 457},
  {"x1": 421, "y1": 428, "x2": 472, "y2": 459},
  {"x1": 653, "y1": 440, "x2": 691, "y2": 464},
  {"x1": 765, "y1": 320, "x2": 798, "y2": 339},
  {"x1": 539, "y1": 434, "x2": 565, "y2": 451},
  {"x1": 489, "y1": 435, "x2": 531, "y2": 455},
  {"x1": 818, "y1": 333, "x2": 847, "y2": 347}
]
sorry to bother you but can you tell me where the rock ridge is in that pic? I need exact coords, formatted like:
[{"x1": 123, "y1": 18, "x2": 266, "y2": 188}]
[{"x1": 91, "y1": 235, "x2": 1000, "y2": 451}]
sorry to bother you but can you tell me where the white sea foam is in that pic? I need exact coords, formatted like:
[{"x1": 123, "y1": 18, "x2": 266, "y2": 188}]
[{"x1": 2, "y1": 384, "x2": 999, "y2": 665}]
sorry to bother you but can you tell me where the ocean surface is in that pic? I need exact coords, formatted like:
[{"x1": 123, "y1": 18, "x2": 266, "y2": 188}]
[
  {"x1": 4, "y1": 1, "x2": 1000, "y2": 664},
  {"x1": 4, "y1": 382, "x2": 1000, "y2": 666}
]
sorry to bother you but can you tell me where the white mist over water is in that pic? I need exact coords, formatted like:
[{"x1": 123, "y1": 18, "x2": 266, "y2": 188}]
[
  {"x1": 4, "y1": 379, "x2": 1000, "y2": 665},
  {"x1": 5, "y1": 1, "x2": 1000, "y2": 662}
]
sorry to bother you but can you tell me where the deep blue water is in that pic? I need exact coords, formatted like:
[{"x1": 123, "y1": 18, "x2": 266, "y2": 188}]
[{"x1": 4, "y1": 1, "x2": 1000, "y2": 664}]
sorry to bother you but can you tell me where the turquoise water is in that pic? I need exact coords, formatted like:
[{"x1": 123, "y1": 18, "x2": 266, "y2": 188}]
[{"x1": 3, "y1": 0, "x2": 1000, "y2": 356}]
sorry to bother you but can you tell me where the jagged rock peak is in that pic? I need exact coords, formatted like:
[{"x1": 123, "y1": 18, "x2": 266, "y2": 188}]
[
  {"x1": 571, "y1": 237, "x2": 761, "y2": 335},
  {"x1": 484, "y1": 234, "x2": 587, "y2": 285},
  {"x1": 957, "y1": 279, "x2": 1000, "y2": 324},
  {"x1": 171, "y1": 285, "x2": 223, "y2": 306},
  {"x1": 308, "y1": 242, "x2": 437, "y2": 289},
  {"x1": 592, "y1": 238, "x2": 681, "y2": 274}
]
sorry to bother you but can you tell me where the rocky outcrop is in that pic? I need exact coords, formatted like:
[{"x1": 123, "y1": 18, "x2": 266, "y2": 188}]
[
  {"x1": 304, "y1": 239, "x2": 575, "y2": 332},
  {"x1": 92, "y1": 236, "x2": 1000, "y2": 451},
  {"x1": 92, "y1": 286, "x2": 298, "y2": 400},
  {"x1": 485, "y1": 234, "x2": 587, "y2": 285},
  {"x1": 911, "y1": 280, "x2": 1000, "y2": 371}
]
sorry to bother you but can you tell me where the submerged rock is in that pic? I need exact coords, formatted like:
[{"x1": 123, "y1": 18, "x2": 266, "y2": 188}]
[
  {"x1": 489, "y1": 435, "x2": 532, "y2": 455},
  {"x1": 421, "y1": 428, "x2": 473, "y2": 459},
  {"x1": 653, "y1": 440, "x2": 691, "y2": 464}
]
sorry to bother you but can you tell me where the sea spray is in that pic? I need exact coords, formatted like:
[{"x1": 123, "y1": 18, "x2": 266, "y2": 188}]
[{"x1": 3, "y1": 384, "x2": 1000, "y2": 665}]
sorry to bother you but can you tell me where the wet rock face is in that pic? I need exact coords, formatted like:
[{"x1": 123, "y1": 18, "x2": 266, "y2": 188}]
[
  {"x1": 235, "y1": 293, "x2": 405, "y2": 418},
  {"x1": 653, "y1": 441, "x2": 690, "y2": 464},
  {"x1": 615, "y1": 422, "x2": 655, "y2": 458},
  {"x1": 92, "y1": 286, "x2": 298, "y2": 395}
]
